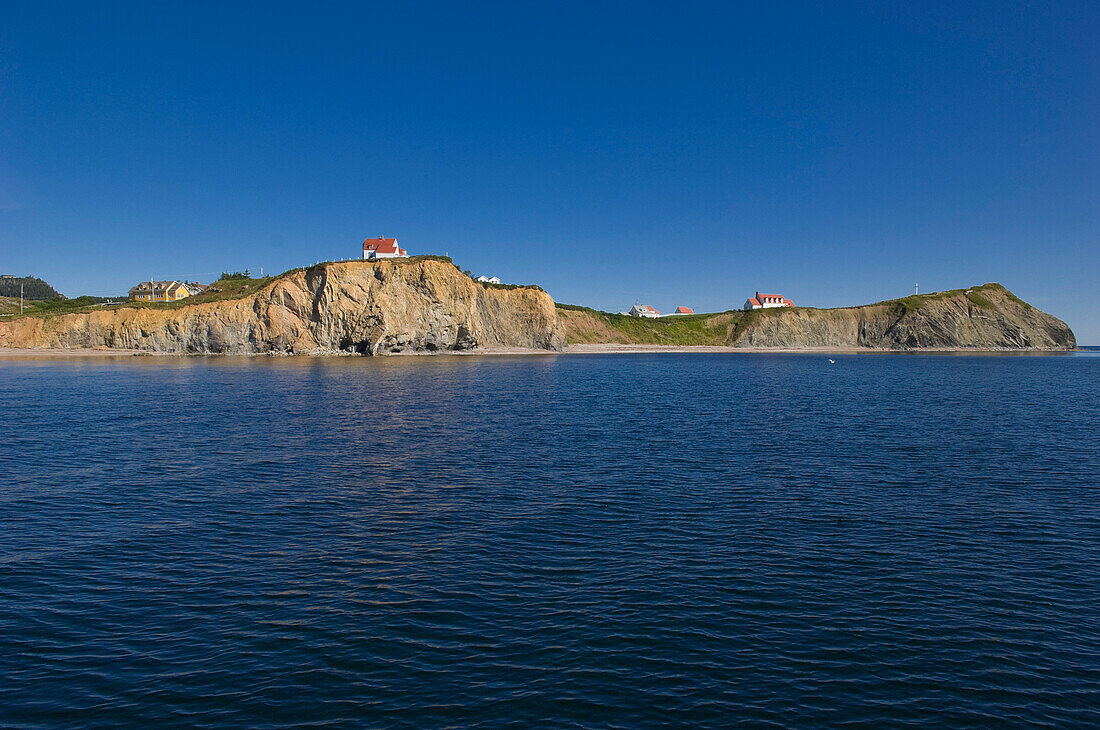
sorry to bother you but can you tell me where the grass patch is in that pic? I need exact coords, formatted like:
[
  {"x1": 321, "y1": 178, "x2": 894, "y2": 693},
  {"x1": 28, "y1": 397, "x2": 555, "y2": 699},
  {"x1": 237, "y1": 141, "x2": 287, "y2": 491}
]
[
  {"x1": 728, "y1": 308, "x2": 762, "y2": 342},
  {"x1": 6, "y1": 255, "x2": 549, "y2": 321},
  {"x1": 1, "y1": 295, "x2": 130, "y2": 318},
  {"x1": 965, "y1": 291, "x2": 997, "y2": 311},
  {"x1": 6, "y1": 275, "x2": 279, "y2": 319},
  {"x1": 557, "y1": 304, "x2": 743, "y2": 345},
  {"x1": 28, "y1": 295, "x2": 122, "y2": 311},
  {"x1": 475, "y1": 280, "x2": 545, "y2": 292},
  {"x1": 295, "y1": 256, "x2": 545, "y2": 291},
  {"x1": 179, "y1": 274, "x2": 275, "y2": 306},
  {"x1": 979, "y1": 282, "x2": 1030, "y2": 309},
  {"x1": 892, "y1": 295, "x2": 926, "y2": 315}
]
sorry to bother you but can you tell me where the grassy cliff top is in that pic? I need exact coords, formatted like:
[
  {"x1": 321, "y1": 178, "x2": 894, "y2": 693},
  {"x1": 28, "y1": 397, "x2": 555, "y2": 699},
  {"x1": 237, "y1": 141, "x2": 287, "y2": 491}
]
[
  {"x1": 860, "y1": 282, "x2": 1030, "y2": 315},
  {"x1": 1, "y1": 294, "x2": 123, "y2": 317},
  {"x1": 556, "y1": 305, "x2": 744, "y2": 346},
  {"x1": 556, "y1": 283, "x2": 1043, "y2": 347},
  {"x1": 2, "y1": 256, "x2": 545, "y2": 320}
]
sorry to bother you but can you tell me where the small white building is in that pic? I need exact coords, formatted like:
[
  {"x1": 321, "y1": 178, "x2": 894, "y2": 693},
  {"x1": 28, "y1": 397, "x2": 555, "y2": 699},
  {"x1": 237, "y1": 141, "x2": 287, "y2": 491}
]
[
  {"x1": 666, "y1": 306, "x2": 694, "y2": 316},
  {"x1": 475, "y1": 275, "x2": 502, "y2": 284},
  {"x1": 744, "y1": 292, "x2": 793, "y2": 310},
  {"x1": 629, "y1": 304, "x2": 660, "y2": 318},
  {"x1": 363, "y1": 237, "x2": 409, "y2": 260}
]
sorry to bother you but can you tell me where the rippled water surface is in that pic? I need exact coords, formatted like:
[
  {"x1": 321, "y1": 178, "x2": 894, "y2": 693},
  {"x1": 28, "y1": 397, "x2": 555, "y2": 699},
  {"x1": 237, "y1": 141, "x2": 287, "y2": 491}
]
[{"x1": 2, "y1": 352, "x2": 1099, "y2": 727}]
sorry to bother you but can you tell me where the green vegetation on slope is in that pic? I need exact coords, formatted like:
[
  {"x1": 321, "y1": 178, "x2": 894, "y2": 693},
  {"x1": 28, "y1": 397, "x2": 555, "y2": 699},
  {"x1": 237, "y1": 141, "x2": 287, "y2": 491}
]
[
  {"x1": 0, "y1": 272, "x2": 274, "y2": 319},
  {"x1": 176, "y1": 272, "x2": 276, "y2": 307},
  {"x1": 557, "y1": 283, "x2": 1053, "y2": 347},
  {"x1": 473, "y1": 280, "x2": 545, "y2": 292},
  {"x1": 867, "y1": 282, "x2": 1018, "y2": 316},
  {"x1": 22, "y1": 296, "x2": 120, "y2": 311},
  {"x1": 3, "y1": 256, "x2": 546, "y2": 321},
  {"x1": 0, "y1": 275, "x2": 64, "y2": 300},
  {"x1": 1, "y1": 294, "x2": 124, "y2": 317},
  {"x1": 556, "y1": 303, "x2": 743, "y2": 345}
]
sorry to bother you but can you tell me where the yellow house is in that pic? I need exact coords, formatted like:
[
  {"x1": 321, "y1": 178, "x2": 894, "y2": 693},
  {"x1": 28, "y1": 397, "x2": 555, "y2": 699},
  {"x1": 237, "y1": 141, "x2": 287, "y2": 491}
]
[{"x1": 128, "y1": 280, "x2": 193, "y2": 302}]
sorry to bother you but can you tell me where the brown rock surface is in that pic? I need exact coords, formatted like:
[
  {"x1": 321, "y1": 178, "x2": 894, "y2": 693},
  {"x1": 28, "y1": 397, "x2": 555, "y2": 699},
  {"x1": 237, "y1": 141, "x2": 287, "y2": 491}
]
[
  {"x1": 733, "y1": 285, "x2": 1075, "y2": 350},
  {"x1": 0, "y1": 259, "x2": 565, "y2": 355},
  {"x1": 556, "y1": 284, "x2": 1075, "y2": 351}
]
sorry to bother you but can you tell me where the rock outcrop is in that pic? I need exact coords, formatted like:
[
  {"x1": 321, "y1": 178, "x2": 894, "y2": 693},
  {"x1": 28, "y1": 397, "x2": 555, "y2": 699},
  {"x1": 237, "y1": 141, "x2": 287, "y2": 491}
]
[
  {"x1": 0, "y1": 259, "x2": 565, "y2": 354},
  {"x1": 557, "y1": 283, "x2": 1075, "y2": 351},
  {"x1": 0, "y1": 274, "x2": 1074, "y2": 355},
  {"x1": 732, "y1": 284, "x2": 1075, "y2": 350}
]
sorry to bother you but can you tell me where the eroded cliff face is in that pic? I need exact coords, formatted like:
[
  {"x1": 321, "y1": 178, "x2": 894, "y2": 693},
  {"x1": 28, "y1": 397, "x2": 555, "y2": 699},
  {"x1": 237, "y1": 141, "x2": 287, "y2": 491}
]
[
  {"x1": 0, "y1": 260, "x2": 566, "y2": 354},
  {"x1": 555, "y1": 283, "x2": 1074, "y2": 350},
  {"x1": 731, "y1": 285, "x2": 1075, "y2": 350}
]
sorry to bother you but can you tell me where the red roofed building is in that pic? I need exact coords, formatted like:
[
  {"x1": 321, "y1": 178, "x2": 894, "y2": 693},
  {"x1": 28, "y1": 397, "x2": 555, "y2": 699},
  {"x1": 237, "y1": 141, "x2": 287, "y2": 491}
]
[
  {"x1": 744, "y1": 292, "x2": 794, "y2": 310},
  {"x1": 671, "y1": 306, "x2": 694, "y2": 315},
  {"x1": 628, "y1": 304, "x2": 660, "y2": 318},
  {"x1": 362, "y1": 236, "x2": 409, "y2": 260}
]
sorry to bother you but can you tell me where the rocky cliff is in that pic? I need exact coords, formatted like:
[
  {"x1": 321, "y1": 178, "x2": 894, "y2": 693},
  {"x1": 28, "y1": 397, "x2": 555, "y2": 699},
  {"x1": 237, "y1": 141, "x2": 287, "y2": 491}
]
[
  {"x1": 733, "y1": 284, "x2": 1075, "y2": 350},
  {"x1": 0, "y1": 259, "x2": 566, "y2": 354},
  {"x1": 558, "y1": 284, "x2": 1075, "y2": 350},
  {"x1": 0, "y1": 274, "x2": 1074, "y2": 354}
]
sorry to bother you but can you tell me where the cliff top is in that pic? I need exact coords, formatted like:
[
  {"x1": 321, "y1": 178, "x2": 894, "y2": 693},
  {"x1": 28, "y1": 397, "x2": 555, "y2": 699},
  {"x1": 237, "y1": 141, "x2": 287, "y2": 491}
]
[
  {"x1": 3, "y1": 256, "x2": 544, "y2": 320},
  {"x1": 0, "y1": 267, "x2": 1074, "y2": 352},
  {"x1": 0, "y1": 254, "x2": 565, "y2": 354},
  {"x1": 557, "y1": 283, "x2": 1074, "y2": 350}
]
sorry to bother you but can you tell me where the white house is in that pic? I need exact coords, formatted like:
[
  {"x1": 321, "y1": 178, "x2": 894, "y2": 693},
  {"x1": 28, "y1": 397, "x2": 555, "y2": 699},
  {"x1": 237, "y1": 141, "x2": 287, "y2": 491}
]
[
  {"x1": 475, "y1": 275, "x2": 502, "y2": 284},
  {"x1": 666, "y1": 306, "x2": 694, "y2": 316},
  {"x1": 744, "y1": 292, "x2": 793, "y2": 310},
  {"x1": 363, "y1": 237, "x2": 408, "y2": 260},
  {"x1": 629, "y1": 304, "x2": 660, "y2": 318}
]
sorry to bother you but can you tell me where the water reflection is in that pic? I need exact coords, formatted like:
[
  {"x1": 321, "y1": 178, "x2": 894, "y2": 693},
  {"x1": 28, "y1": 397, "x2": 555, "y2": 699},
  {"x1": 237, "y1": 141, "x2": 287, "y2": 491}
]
[{"x1": 0, "y1": 353, "x2": 1098, "y2": 726}]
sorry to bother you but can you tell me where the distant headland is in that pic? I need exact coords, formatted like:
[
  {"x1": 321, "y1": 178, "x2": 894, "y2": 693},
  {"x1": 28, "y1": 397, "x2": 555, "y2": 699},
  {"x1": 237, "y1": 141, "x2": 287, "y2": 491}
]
[{"x1": 558, "y1": 282, "x2": 1075, "y2": 351}]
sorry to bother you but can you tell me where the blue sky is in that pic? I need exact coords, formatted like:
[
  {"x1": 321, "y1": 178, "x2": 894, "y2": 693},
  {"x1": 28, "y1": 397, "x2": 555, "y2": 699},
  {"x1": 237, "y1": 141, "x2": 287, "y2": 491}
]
[{"x1": 2, "y1": 1, "x2": 1097, "y2": 340}]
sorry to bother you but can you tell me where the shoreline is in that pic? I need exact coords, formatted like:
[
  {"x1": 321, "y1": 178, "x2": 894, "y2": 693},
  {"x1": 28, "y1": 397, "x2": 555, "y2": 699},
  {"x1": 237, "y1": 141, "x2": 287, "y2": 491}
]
[
  {"x1": 0, "y1": 347, "x2": 149, "y2": 358},
  {"x1": 0, "y1": 344, "x2": 1079, "y2": 359},
  {"x1": 559, "y1": 344, "x2": 1078, "y2": 355},
  {"x1": 564, "y1": 344, "x2": 871, "y2": 355}
]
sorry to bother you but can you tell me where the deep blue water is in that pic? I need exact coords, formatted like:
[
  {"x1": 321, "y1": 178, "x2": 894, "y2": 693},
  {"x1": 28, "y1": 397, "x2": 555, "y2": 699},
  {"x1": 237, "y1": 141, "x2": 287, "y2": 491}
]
[{"x1": 2, "y1": 352, "x2": 1099, "y2": 728}]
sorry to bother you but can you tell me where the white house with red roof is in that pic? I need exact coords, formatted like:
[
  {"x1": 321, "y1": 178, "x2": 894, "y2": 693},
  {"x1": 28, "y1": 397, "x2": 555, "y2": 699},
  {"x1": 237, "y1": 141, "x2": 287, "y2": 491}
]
[
  {"x1": 744, "y1": 292, "x2": 793, "y2": 310},
  {"x1": 629, "y1": 304, "x2": 660, "y2": 318},
  {"x1": 668, "y1": 306, "x2": 694, "y2": 316},
  {"x1": 362, "y1": 236, "x2": 408, "y2": 260}
]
